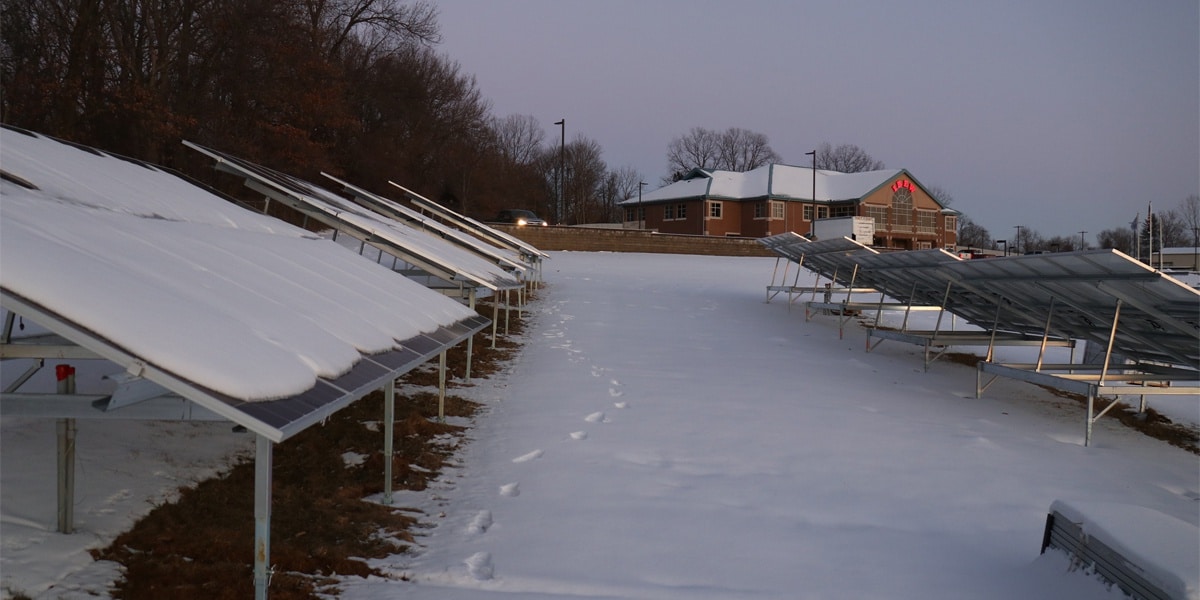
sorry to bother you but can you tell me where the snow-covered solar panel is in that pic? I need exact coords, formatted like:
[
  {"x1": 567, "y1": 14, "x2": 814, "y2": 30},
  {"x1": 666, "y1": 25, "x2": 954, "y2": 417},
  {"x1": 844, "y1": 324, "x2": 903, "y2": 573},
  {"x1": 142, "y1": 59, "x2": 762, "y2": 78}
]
[
  {"x1": 399, "y1": 185, "x2": 549, "y2": 262},
  {"x1": 1, "y1": 126, "x2": 488, "y2": 442},
  {"x1": 320, "y1": 173, "x2": 526, "y2": 273},
  {"x1": 944, "y1": 250, "x2": 1200, "y2": 369},
  {"x1": 184, "y1": 142, "x2": 523, "y2": 294}
]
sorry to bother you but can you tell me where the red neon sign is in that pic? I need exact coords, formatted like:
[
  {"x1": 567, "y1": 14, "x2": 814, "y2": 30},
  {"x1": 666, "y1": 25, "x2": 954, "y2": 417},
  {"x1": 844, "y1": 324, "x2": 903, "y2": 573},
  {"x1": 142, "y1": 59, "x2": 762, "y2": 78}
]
[{"x1": 891, "y1": 179, "x2": 914, "y2": 192}]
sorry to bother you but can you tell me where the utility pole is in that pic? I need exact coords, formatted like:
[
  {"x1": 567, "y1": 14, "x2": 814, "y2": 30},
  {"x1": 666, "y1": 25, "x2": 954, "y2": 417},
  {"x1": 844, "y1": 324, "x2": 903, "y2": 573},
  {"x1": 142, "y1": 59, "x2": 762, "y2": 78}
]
[
  {"x1": 1078, "y1": 230, "x2": 1087, "y2": 251},
  {"x1": 805, "y1": 150, "x2": 816, "y2": 236},
  {"x1": 555, "y1": 119, "x2": 564, "y2": 224}
]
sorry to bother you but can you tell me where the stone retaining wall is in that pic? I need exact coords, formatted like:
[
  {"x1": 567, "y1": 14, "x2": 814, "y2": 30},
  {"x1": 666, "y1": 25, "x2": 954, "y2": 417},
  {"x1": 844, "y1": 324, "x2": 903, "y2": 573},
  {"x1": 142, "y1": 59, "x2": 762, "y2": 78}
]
[{"x1": 491, "y1": 225, "x2": 774, "y2": 257}]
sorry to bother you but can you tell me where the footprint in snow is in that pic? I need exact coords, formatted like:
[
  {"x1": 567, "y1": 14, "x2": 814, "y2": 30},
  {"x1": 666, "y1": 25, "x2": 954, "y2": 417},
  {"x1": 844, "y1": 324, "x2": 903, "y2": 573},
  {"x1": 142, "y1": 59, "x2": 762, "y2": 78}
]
[
  {"x1": 499, "y1": 482, "x2": 520, "y2": 497},
  {"x1": 585, "y1": 411, "x2": 607, "y2": 423},
  {"x1": 467, "y1": 510, "x2": 492, "y2": 534},
  {"x1": 613, "y1": 401, "x2": 628, "y2": 409},
  {"x1": 570, "y1": 431, "x2": 588, "y2": 440},
  {"x1": 608, "y1": 387, "x2": 624, "y2": 397},
  {"x1": 512, "y1": 449, "x2": 543, "y2": 463},
  {"x1": 466, "y1": 552, "x2": 494, "y2": 580}
]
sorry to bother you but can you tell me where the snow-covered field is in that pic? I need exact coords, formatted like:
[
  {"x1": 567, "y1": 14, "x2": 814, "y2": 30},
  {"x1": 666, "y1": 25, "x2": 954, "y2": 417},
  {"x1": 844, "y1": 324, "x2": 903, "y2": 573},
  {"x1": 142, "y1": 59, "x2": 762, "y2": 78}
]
[{"x1": 3, "y1": 251, "x2": 1198, "y2": 599}]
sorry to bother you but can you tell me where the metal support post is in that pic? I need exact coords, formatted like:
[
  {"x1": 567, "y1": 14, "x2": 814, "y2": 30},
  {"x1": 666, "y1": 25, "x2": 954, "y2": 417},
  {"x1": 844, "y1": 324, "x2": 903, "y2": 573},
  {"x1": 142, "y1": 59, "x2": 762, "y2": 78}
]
[
  {"x1": 504, "y1": 289, "x2": 511, "y2": 336},
  {"x1": 56, "y1": 364, "x2": 76, "y2": 534},
  {"x1": 254, "y1": 435, "x2": 274, "y2": 600},
  {"x1": 438, "y1": 351, "x2": 448, "y2": 423},
  {"x1": 1036, "y1": 297, "x2": 1056, "y2": 372},
  {"x1": 465, "y1": 289, "x2": 476, "y2": 380},
  {"x1": 491, "y1": 299, "x2": 499, "y2": 349},
  {"x1": 1098, "y1": 299, "x2": 1123, "y2": 386},
  {"x1": 383, "y1": 379, "x2": 395, "y2": 505}
]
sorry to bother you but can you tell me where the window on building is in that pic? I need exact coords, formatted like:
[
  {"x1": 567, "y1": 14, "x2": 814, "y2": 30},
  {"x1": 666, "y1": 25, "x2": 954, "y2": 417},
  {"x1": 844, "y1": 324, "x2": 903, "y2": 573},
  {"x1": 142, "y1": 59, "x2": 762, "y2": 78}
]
[
  {"x1": 771, "y1": 201, "x2": 785, "y2": 219},
  {"x1": 817, "y1": 206, "x2": 829, "y2": 219},
  {"x1": 708, "y1": 201, "x2": 723, "y2": 219},
  {"x1": 945, "y1": 215, "x2": 957, "y2": 232},
  {"x1": 625, "y1": 207, "x2": 635, "y2": 222},
  {"x1": 664, "y1": 204, "x2": 676, "y2": 220},
  {"x1": 916, "y1": 209, "x2": 937, "y2": 234},
  {"x1": 830, "y1": 202, "x2": 857, "y2": 218},
  {"x1": 892, "y1": 187, "x2": 913, "y2": 228},
  {"x1": 865, "y1": 204, "x2": 888, "y2": 230},
  {"x1": 677, "y1": 204, "x2": 687, "y2": 219},
  {"x1": 754, "y1": 202, "x2": 766, "y2": 219},
  {"x1": 803, "y1": 205, "x2": 813, "y2": 222}
]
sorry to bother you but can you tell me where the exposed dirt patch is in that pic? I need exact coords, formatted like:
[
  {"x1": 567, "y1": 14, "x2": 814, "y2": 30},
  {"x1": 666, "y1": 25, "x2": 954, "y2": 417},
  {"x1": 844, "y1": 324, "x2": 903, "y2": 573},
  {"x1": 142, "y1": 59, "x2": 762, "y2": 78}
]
[
  {"x1": 92, "y1": 299, "x2": 531, "y2": 599},
  {"x1": 942, "y1": 351, "x2": 1199, "y2": 454}
]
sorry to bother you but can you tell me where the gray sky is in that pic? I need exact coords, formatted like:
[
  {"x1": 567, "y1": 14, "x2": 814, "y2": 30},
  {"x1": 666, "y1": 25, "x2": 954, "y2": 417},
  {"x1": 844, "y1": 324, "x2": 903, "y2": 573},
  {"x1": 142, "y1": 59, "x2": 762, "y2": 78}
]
[{"x1": 434, "y1": 0, "x2": 1199, "y2": 244}]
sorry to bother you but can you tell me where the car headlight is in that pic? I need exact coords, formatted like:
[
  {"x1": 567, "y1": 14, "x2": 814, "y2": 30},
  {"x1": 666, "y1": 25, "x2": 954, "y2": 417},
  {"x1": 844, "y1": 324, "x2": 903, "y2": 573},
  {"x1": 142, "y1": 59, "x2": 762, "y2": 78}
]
[{"x1": 517, "y1": 218, "x2": 527, "y2": 226}]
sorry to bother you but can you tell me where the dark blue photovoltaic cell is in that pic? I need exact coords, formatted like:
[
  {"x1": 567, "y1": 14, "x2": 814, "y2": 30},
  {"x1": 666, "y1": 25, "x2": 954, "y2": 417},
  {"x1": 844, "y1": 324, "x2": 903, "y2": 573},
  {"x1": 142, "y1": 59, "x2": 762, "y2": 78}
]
[{"x1": 759, "y1": 233, "x2": 1200, "y2": 370}]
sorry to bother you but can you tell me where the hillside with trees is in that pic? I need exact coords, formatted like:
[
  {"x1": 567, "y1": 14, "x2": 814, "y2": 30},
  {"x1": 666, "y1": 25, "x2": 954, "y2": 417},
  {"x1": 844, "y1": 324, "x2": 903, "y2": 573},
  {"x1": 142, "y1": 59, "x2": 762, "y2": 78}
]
[{"x1": 3, "y1": 0, "x2": 1195, "y2": 249}]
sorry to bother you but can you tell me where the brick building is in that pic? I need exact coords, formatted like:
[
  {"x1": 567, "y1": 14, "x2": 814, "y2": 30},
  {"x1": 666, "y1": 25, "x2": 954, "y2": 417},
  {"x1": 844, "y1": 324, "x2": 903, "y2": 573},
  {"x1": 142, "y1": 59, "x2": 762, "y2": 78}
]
[{"x1": 621, "y1": 164, "x2": 959, "y2": 250}]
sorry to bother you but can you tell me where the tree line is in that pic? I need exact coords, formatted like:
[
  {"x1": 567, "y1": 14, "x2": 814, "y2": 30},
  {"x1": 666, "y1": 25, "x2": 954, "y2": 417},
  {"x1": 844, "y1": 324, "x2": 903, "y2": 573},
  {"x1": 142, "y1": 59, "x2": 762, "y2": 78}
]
[
  {"x1": 956, "y1": 196, "x2": 1200, "y2": 256},
  {"x1": 4, "y1": 0, "x2": 1197, "y2": 246},
  {"x1": 1, "y1": 0, "x2": 588, "y2": 223}
]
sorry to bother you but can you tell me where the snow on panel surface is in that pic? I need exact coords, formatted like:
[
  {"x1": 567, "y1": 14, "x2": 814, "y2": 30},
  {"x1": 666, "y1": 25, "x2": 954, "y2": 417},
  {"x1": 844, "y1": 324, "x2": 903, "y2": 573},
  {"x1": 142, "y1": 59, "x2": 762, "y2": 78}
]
[
  {"x1": 1050, "y1": 500, "x2": 1199, "y2": 600},
  {"x1": 0, "y1": 128, "x2": 476, "y2": 401},
  {"x1": 402, "y1": 191, "x2": 548, "y2": 260},
  {"x1": 184, "y1": 142, "x2": 521, "y2": 292},
  {"x1": 321, "y1": 173, "x2": 525, "y2": 272}
]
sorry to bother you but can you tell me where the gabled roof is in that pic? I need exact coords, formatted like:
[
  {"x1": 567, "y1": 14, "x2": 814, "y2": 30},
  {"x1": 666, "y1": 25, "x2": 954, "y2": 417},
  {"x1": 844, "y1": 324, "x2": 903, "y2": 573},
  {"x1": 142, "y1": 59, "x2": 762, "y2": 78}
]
[{"x1": 624, "y1": 164, "x2": 933, "y2": 206}]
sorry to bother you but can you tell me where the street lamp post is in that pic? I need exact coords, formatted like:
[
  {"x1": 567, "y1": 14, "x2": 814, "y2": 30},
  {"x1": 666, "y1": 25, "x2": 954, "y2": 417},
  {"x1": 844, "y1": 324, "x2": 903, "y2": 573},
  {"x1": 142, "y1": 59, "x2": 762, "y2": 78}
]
[
  {"x1": 1078, "y1": 230, "x2": 1087, "y2": 251},
  {"x1": 804, "y1": 150, "x2": 816, "y2": 236},
  {"x1": 1013, "y1": 225, "x2": 1024, "y2": 255},
  {"x1": 554, "y1": 119, "x2": 564, "y2": 224},
  {"x1": 638, "y1": 181, "x2": 647, "y2": 230}
]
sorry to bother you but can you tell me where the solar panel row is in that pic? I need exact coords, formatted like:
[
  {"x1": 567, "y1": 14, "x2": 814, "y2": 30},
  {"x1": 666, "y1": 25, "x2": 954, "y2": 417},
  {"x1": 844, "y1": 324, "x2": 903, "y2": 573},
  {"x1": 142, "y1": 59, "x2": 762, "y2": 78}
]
[{"x1": 759, "y1": 233, "x2": 1200, "y2": 370}]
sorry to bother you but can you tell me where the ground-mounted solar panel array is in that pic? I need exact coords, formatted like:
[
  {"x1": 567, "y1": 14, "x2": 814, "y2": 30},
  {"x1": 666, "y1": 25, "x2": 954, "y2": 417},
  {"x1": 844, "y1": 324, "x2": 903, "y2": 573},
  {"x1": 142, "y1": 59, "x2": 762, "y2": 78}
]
[
  {"x1": 759, "y1": 232, "x2": 1200, "y2": 447},
  {"x1": 1, "y1": 126, "x2": 545, "y2": 599}
]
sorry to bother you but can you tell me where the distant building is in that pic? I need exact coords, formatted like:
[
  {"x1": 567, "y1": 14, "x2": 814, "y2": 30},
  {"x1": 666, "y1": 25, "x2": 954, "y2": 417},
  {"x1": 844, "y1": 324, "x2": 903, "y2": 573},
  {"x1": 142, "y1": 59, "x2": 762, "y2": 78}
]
[
  {"x1": 1154, "y1": 247, "x2": 1200, "y2": 272},
  {"x1": 620, "y1": 164, "x2": 959, "y2": 250}
]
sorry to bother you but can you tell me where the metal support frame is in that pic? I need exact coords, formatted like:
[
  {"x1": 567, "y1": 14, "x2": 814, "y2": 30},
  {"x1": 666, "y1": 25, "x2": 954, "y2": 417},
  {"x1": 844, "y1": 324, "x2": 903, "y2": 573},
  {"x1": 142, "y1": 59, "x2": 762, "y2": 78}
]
[
  {"x1": 975, "y1": 297, "x2": 1197, "y2": 446},
  {"x1": 764, "y1": 255, "x2": 806, "y2": 308}
]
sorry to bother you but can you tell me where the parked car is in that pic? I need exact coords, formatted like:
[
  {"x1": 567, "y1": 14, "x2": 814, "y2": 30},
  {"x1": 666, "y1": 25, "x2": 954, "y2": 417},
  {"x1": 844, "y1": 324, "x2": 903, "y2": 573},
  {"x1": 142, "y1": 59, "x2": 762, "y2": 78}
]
[{"x1": 496, "y1": 209, "x2": 547, "y2": 226}]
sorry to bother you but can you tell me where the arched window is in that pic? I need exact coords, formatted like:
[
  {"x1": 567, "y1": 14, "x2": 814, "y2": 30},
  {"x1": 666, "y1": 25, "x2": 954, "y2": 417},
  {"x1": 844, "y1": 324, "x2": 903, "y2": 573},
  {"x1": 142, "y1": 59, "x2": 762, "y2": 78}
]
[{"x1": 892, "y1": 187, "x2": 913, "y2": 227}]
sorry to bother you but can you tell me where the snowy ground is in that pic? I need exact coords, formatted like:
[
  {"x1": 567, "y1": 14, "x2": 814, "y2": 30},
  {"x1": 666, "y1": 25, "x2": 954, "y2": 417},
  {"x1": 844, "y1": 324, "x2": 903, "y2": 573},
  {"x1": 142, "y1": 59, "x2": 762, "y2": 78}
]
[{"x1": 3, "y1": 251, "x2": 1198, "y2": 599}]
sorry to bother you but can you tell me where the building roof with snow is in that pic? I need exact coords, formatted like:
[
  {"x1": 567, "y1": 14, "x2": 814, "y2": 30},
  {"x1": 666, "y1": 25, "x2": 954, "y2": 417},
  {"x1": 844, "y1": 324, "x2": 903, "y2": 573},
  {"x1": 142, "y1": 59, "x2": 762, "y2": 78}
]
[{"x1": 624, "y1": 164, "x2": 948, "y2": 210}]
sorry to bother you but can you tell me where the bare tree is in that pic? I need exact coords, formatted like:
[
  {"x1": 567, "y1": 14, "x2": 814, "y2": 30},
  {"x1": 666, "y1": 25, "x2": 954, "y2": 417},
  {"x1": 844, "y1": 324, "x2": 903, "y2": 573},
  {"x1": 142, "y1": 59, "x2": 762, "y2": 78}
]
[
  {"x1": 715, "y1": 128, "x2": 781, "y2": 172},
  {"x1": 924, "y1": 184, "x2": 954, "y2": 207},
  {"x1": 665, "y1": 127, "x2": 721, "y2": 179},
  {"x1": 1097, "y1": 227, "x2": 1136, "y2": 254},
  {"x1": 815, "y1": 142, "x2": 885, "y2": 173},
  {"x1": 490, "y1": 114, "x2": 545, "y2": 166},
  {"x1": 956, "y1": 215, "x2": 991, "y2": 249},
  {"x1": 1179, "y1": 194, "x2": 1200, "y2": 246},
  {"x1": 300, "y1": 0, "x2": 441, "y2": 61},
  {"x1": 665, "y1": 126, "x2": 780, "y2": 179},
  {"x1": 597, "y1": 166, "x2": 644, "y2": 223},
  {"x1": 543, "y1": 135, "x2": 608, "y2": 225}
]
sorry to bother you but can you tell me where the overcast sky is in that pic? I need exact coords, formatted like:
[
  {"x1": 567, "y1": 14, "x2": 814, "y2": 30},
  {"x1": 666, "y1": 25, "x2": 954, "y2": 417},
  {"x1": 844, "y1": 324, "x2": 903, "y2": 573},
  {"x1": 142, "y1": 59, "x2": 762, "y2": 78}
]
[{"x1": 434, "y1": 0, "x2": 1199, "y2": 244}]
